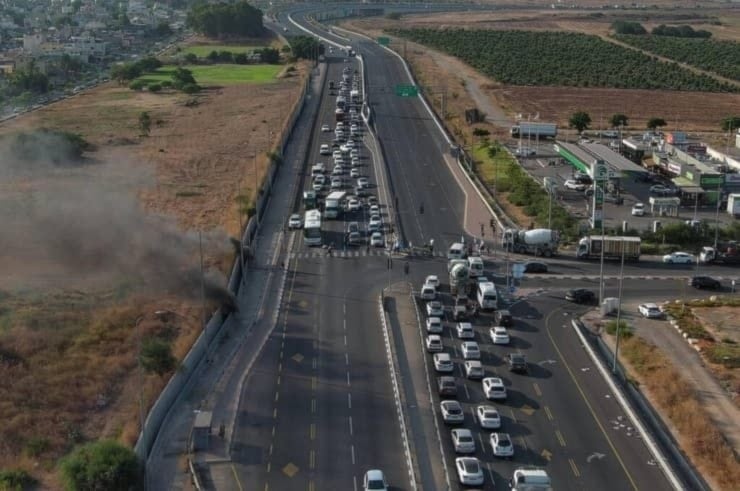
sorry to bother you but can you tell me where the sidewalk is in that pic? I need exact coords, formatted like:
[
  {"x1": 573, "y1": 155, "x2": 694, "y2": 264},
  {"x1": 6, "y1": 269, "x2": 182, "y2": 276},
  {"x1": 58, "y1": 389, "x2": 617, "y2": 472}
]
[
  {"x1": 146, "y1": 62, "x2": 326, "y2": 490},
  {"x1": 581, "y1": 306, "x2": 740, "y2": 455}
]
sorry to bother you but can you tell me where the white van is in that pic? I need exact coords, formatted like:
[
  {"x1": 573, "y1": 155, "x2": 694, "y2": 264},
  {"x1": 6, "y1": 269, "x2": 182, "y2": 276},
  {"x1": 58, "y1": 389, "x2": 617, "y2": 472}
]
[
  {"x1": 510, "y1": 468, "x2": 551, "y2": 490},
  {"x1": 448, "y1": 242, "x2": 466, "y2": 260},
  {"x1": 477, "y1": 282, "x2": 498, "y2": 311},
  {"x1": 311, "y1": 164, "x2": 324, "y2": 177},
  {"x1": 467, "y1": 256, "x2": 484, "y2": 278}
]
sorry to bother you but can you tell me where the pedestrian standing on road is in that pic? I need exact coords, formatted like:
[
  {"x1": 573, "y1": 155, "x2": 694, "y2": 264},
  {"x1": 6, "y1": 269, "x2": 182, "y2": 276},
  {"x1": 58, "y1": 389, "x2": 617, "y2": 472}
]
[{"x1": 404, "y1": 262, "x2": 409, "y2": 275}]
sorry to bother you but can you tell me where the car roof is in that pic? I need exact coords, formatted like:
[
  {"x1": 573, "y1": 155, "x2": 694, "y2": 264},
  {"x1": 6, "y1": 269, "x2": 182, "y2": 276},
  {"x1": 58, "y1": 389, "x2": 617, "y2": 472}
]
[
  {"x1": 642, "y1": 303, "x2": 659, "y2": 308},
  {"x1": 365, "y1": 469, "x2": 384, "y2": 479}
]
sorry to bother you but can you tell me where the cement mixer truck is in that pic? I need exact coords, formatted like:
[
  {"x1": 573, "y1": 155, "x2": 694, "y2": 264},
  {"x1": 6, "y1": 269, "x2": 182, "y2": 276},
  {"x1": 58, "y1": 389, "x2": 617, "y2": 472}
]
[
  {"x1": 502, "y1": 228, "x2": 559, "y2": 257},
  {"x1": 448, "y1": 259, "x2": 471, "y2": 296}
]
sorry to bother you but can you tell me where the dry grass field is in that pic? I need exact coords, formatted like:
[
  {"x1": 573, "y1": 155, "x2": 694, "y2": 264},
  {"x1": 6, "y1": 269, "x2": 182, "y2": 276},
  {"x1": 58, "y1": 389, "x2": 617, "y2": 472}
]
[{"x1": 0, "y1": 39, "x2": 308, "y2": 486}]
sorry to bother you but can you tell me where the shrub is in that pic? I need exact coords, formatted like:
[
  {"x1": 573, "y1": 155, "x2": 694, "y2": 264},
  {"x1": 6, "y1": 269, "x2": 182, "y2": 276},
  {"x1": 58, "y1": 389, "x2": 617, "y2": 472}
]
[
  {"x1": 128, "y1": 80, "x2": 146, "y2": 91},
  {"x1": 148, "y1": 83, "x2": 162, "y2": 93},
  {"x1": 23, "y1": 437, "x2": 49, "y2": 458},
  {"x1": 181, "y1": 83, "x2": 201, "y2": 94},
  {"x1": 605, "y1": 319, "x2": 633, "y2": 339},
  {"x1": 0, "y1": 469, "x2": 35, "y2": 491},
  {"x1": 705, "y1": 342, "x2": 740, "y2": 368},
  {"x1": 59, "y1": 440, "x2": 141, "y2": 491},
  {"x1": 140, "y1": 338, "x2": 176, "y2": 376}
]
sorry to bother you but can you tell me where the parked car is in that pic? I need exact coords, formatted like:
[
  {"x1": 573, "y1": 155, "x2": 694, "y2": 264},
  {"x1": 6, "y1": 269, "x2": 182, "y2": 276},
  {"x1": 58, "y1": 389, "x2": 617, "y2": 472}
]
[
  {"x1": 523, "y1": 261, "x2": 548, "y2": 273},
  {"x1": 662, "y1": 252, "x2": 695, "y2": 264},
  {"x1": 440, "y1": 400, "x2": 464, "y2": 424},
  {"x1": 565, "y1": 288, "x2": 596, "y2": 304},
  {"x1": 564, "y1": 179, "x2": 587, "y2": 191},
  {"x1": 321, "y1": 124, "x2": 331, "y2": 132},
  {"x1": 506, "y1": 353, "x2": 528, "y2": 373},
  {"x1": 425, "y1": 275, "x2": 440, "y2": 288},
  {"x1": 638, "y1": 303, "x2": 664, "y2": 319},
  {"x1": 689, "y1": 276, "x2": 721, "y2": 290},
  {"x1": 631, "y1": 202, "x2": 646, "y2": 217}
]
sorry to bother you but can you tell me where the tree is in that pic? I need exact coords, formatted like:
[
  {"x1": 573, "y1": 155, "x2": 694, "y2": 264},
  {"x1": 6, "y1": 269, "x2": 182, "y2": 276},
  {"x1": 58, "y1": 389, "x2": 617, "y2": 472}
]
[
  {"x1": 138, "y1": 111, "x2": 151, "y2": 136},
  {"x1": 256, "y1": 47, "x2": 280, "y2": 64},
  {"x1": 290, "y1": 36, "x2": 320, "y2": 60},
  {"x1": 171, "y1": 67, "x2": 196, "y2": 89},
  {"x1": 472, "y1": 127, "x2": 490, "y2": 146},
  {"x1": 59, "y1": 440, "x2": 141, "y2": 491},
  {"x1": 569, "y1": 111, "x2": 592, "y2": 134},
  {"x1": 148, "y1": 83, "x2": 162, "y2": 93},
  {"x1": 647, "y1": 117, "x2": 667, "y2": 131},
  {"x1": 140, "y1": 339, "x2": 176, "y2": 376},
  {"x1": 610, "y1": 113, "x2": 629, "y2": 128},
  {"x1": 184, "y1": 52, "x2": 198, "y2": 64},
  {"x1": 186, "y1": 1, "x2": 264, "y2": 38},
  {"x1": 234, "y1": 53, "x2": 248, "y2": 64},
  {"x1": 721, "y1": 116, "x2": 740, "y2": 132},
  {"x1": 154, "y1": 21, "x2": 172, "y2": 37}
]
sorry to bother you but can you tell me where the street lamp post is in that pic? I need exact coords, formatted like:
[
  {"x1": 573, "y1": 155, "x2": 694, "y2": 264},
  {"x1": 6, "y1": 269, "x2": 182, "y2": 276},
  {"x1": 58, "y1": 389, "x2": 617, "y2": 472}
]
[
  {"x1": 548, "y1": 188, "x2": 553, "y2": 230},
  {"x1": 713, "y1": 178, "x2": 722, "y2": 250},
  {"x1": 598, "y1": 181, "x2": 606, "y2": 307},
  {"x1": 612, "y1": 241, "x2": 626, "y2": 374}
]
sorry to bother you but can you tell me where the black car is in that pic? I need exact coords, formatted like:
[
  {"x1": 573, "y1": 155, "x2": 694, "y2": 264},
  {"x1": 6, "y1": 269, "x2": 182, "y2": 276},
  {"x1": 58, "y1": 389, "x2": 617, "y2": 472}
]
[
  {"x1": 689, "y1": 276, "x2": 721, "y2": 290},
  {"x1": 565, "y1": 288, "x2": 596, "y2": 304},
  {"x1": 437, "y1": 376, "x2": 458, "y2": 398},
  {"x1": 506, "y1": 353, "x2": 528, "y2": 373},
  {"x1": 494, "y1": 309, "x2": 513, "y2": 327},
  {"x1": 524, "y1": 261, "x2": 548, "y2": 273}
]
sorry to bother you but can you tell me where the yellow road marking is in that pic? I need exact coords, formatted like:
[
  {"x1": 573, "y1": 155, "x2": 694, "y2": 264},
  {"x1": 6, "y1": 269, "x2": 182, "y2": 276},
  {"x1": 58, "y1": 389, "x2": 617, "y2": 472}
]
[
  {"x1": 282, "y1": 462, "x2": 299, "y2": 477},
  {"x1": 264, "y1": 483, "x2": 269, "y2": 491},
  {"x1": 310, "y1": 423, "x2": 316, "y2": 440},
  {"x1": 266, "y1": 462, "x2": 271, "y2": 473},
  {"x1": 544, "y1": 406, "x2": 553, "y2": 421},
  {"x1": 311, "y1": 398, "x2": 316, "y2": 413},
  {"x1": 541, "y1": 449, "x2": 552, "y2": 461},
  {"x1": 277, "y1": 375, "x2": 281, "y2": 386},
  {"x1": 556, "y1": 429, "x2": 566, "y2": 447},
  {"x1": 309, "y1": 450, "x2": 315, "y2": 469},
  {"x1": 545, "y1": 307, "x2": 637, "y2": 490},
  {"x1": 312, "y1": 376, "x2": 317, "y2": 391},
  {"x1": 273, "y1": 408, "x2": 277, "y2": 419},
  {"x1": 229, "y1": 465, "x2": 243, "y2": 491},
  {"x1": 308, "y1": 481, "x2": 315, "y2": 491},
  {"x1": 570, "y1": 458, "x2": 581, "y2": 477},
  {"x1": 274, "y1": 391, "x2": 279, "y2": 403}
]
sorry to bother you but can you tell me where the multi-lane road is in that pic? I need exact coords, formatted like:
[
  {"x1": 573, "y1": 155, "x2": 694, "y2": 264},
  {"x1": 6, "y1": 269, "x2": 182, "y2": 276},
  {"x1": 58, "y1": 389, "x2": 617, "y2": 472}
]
[{"x1": 219, "y1": 7, "x2": 736, "y2": 491}]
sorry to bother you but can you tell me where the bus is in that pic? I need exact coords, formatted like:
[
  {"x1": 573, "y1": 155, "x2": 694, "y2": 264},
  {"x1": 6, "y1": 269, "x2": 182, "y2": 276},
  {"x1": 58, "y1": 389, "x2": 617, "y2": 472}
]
[
  {"x1": 477, "y1": 282, "x2": 498, "y2": 311},
  {"x1": 303, "y1": 209, "x2": 322, "y2": 246}
]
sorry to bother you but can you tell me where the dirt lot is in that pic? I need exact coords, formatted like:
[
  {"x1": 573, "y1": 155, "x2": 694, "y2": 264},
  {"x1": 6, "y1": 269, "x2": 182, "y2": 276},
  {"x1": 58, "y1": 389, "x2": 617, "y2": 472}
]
[{"x1": 0, "y1": 43, "x2": 308, "y2": 485}]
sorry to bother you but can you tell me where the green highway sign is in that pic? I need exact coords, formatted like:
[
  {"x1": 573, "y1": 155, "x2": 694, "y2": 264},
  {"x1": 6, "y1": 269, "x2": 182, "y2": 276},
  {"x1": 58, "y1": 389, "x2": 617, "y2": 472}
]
[
  {"x1": 377, "y1": 36, "x2": 390, "y2": 46},
  {"x1": 395, "y1": 84, "x2": 418, "y2": 97}
]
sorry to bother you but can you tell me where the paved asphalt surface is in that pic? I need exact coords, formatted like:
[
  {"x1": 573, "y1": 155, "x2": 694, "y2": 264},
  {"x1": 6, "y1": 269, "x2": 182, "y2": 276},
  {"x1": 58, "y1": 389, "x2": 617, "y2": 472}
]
[{"x1": 226, "y1": 7, "x2": 740, "y2": 491}]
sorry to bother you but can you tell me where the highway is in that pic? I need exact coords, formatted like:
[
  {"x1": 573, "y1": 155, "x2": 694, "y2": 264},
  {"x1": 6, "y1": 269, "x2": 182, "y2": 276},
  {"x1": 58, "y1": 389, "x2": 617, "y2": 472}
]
[
  {"x1": 282, "y1": 10, "x2": 693, "y2": 491},
  {"x1": 229, "y1": 47, "x2": 414, "y2": 490}
]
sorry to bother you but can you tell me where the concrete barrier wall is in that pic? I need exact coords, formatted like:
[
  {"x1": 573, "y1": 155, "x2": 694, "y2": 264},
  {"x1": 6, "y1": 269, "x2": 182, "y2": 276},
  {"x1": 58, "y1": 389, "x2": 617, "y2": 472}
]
[{"x1": 135, "y1": 68, "x2": 313, "y2": 461}]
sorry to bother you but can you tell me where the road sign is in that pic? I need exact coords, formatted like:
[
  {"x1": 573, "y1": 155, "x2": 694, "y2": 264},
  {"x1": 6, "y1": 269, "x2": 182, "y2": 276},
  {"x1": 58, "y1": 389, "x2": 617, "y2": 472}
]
[
  {"x1": 377, "y1": 36, "x2": 390, "y2": 46},
  {"x1": 395, "y1": 84, "x2": 418, "y2": 97}
]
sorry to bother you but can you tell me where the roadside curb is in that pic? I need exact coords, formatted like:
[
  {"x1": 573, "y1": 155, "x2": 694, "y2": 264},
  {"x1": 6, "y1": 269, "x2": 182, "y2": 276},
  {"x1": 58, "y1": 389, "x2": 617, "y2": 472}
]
[{"x1": 378, "y1": 291, "x2": 418, "y2": 490}]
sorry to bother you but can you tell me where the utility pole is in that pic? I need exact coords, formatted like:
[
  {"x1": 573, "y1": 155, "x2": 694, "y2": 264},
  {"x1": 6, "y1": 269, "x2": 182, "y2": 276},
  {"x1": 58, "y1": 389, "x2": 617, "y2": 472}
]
[
  {"x1": 598, "y1": 180, "x2": 606, "y2": 307},
  {"x1": 612, "y1": 241, "x2": 626, "y2": 374},
  {"x1": 713, "y1": 177, "x2": 722, "y2": 250},
  {"x1": 199, "y1": 231, "x2": 208, "y2": 361}
]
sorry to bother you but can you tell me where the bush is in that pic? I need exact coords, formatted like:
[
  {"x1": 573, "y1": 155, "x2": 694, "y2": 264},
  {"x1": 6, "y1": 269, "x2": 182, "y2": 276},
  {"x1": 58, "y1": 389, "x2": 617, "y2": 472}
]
[
  {"x1": 181, "y1": 83, "x2": 201, "y2": 94},
  {"x1": 128, "y1": 80, "x2": 146, "y2": 91},
  {"x1": 140, "y1": 338, "x2": 176, "y2": 376},
  {"x1": 23, "y1": 437, "x2": 49, "y2": 458},
  {"x1": 148, "y1": 83, "x2": 162, "y2": 93},
  {"x1": 705, "y1": 342, "x2": 740, "y2": 368},
  {"x1": 0, "y1": 469, "x2": 35, "y2": 491},
  {"x1": 160, "y1": 80, "x2": 172, "y2": 88},
  {"x1": 234, "y1": 53, "x2": 248, "y2": 64},
  {"x1": 605, "y1": 319, "x2": 633, "y2": 339},
  {"x1": 59, "y1": 440, "x2": 141, "y2": 491}
]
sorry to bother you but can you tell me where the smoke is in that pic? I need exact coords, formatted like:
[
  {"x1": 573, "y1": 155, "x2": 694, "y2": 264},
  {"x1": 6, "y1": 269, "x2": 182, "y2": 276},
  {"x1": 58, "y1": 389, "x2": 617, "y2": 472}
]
[{"x1": 0, "y1": 131, "x2": 235, "y2": 307}]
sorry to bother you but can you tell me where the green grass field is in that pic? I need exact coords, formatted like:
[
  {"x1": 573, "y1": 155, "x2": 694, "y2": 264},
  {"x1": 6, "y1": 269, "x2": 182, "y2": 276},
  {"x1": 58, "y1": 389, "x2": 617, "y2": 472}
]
[
  {"x1": 182, "y1": 45, "x2": 261, "y2": 57},
  {"x1": 137, "y1": 64, "x2": 282, "y2": 86}
]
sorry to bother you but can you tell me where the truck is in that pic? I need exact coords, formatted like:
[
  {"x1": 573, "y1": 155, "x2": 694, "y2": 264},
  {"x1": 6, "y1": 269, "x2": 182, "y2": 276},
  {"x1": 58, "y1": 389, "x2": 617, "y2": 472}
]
[
  {"x1": 323, "y1": 191, "x2": 346, "y2": 219},
  {"x1": 335, "y1": 108, "x2": 344, "y2": 122},
  {"x1": 699, "y1": 243, "x2": 740, "y2": 264},
  {"x1": 510, "y1": 122, "x2": 557, "y2": 139},
  {"x1": 448, "y1": 259, "x2": 470, "y2": 296},
  {"x1": 510, "y1": 468, "x2": 552, "y2": 490},
  {"x1": 502, "y1": 228, "x2": 559, "y2": 257},
  {"x1": 576, "y1": 235, "x2": 641, "y2": 261},
  {"x1": 727, "y1": 193, "x2": 740, "y2": 217}
]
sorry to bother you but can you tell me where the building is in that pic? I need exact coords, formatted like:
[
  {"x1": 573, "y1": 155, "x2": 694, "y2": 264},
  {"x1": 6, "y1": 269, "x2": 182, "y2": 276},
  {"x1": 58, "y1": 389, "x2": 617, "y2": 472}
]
[
  {"x1": 22, "y1": 33, "x2": 45, "y2": 54},
  {"x1": 64, "y1": 35, "x2": 107, "y2": 62},
  {"x1": 652, "y1": 143, "x2": 724, "y2": 206}
]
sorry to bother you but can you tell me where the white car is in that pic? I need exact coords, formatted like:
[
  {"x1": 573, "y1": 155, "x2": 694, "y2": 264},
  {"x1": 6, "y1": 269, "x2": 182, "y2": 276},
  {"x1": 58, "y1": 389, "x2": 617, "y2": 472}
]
[
  {"x1": 663, "y1": 251, "x2": 695, "y2": 264},
  {"x1": 350, "y1": 149, "x2": 359, "y2": 159},
  {"x1": 456, "y1": 322, "x2": 474, "y2": 339},
  {"x1": 351, "y1": 157, "x2": 360, "y2": 167},
  {"x1": 358, "y1": 177, "x2": 370, "y2": 189},
  {"x1": 455, "y1": 457, "x2": 484, "y2": 486},
  {"x1": 440, "y1": 400, "x2": 464, "y2": 424},
  {"x1": 346, "y1": 139, "x2": 356, "y2": 148},
  {"x1": 433, "y1": 353, "x2": 454, "y2": 373},
  {"x1": 363, "y1": 469, "x2": 387, "y2": 491},
  {"x1": 426, "y1": 301, "x2": 444, "y2": 317},
  {"x1": 350, "y1": 168, "x2": 360, "y2": 178},
  {"x1": 330, "y1": 177, "x2": 343, "y2": 189},
  {"x1": 564, "y1": 179, "x2": 587, "y2": 191},
  {"x1": 482, "y1": 377, "x2": 507, "y2": 400},
  {"x1": 319, "y1": 144, "x2": 331, "y2": 155},
  {"x1": 288, "y1": 214, "x2": 302, "y2": 229},
  {"x1": 370, "y1": 232, "x2": 384, "y2": 247},
  {"x1": 451, "y1": 428, "x2": 476, "y2": 454},
  {"x1": 464, "y1": 360, "x2": 485, "y2": 380},
  {"x1": 515, "y1": 147, "x2": 536, "y2": 157},
  {"x1": 425, "y1": 275, "x2": 440, "y2": 288},
  {"x1": 332, "y1": 165, "x2": 344, "y2": 176},
  {"x1": 631, "y1": 202, "x2": 645, "y2": 216},
  {"x1": 420, "y1": 283, "x2": 436, "y2": 300},
  {"x1": 639, "y1": 303, "x2": 664, "y2": 319},
  {"x1": 333, "y1": 150, "x2": 343, "y2": 160},
  {"x1": 347, "y1": 199, "x2": 361, "y2": 212},
  {"x1": 490, "y1": 432, "x2": 514, "y2": 458},
  {"x1": 475, "y1": 405, "x2": 501, "y2": 429},
  {"x1": 369, "y1": 204, "x2": 380, "y2": 215},
  {"x1": 368, "y1": 217, "x2": 382, "y2": 232},
  {"x1": 321, "y1": 124, "x2": 331, "y2": 132},
  {"x1": 426, "y1": 316, "x2": 443, "y2": 333},
  {"x1": 460, "y1": 341, "x2": 480, "y2": 360},
  {"x1": 426, "y1": 335, "x2": 443, "y2": 352},
  {"x1": 490, "y1": 326, "x2": 510, "y2": 345}
]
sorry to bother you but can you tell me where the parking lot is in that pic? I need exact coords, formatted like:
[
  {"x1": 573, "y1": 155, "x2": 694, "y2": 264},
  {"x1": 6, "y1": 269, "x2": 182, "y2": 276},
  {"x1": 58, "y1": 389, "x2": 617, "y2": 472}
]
[{"x1": 512, "y1": 141, "x2": 735, "y2": 232}]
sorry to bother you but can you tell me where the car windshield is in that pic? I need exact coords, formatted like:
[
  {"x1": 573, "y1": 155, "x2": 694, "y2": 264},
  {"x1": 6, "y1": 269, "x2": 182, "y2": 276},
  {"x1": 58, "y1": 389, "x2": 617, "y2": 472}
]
[
  {"x1": 459, "y1": 435, "x2": 473, "y2": 442},
  {"x1": 498, "y1": 437, "x2": 511, "y2": 446},
  {"x1": 464, "y1": 461, "x2": 480, "y2": 473},
  {"x1": 484, "y1": 411, "x2": 497, "y2": 418},
  {"x1": 367, "y1": 480, "x2": 385, "y2": 490}
]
